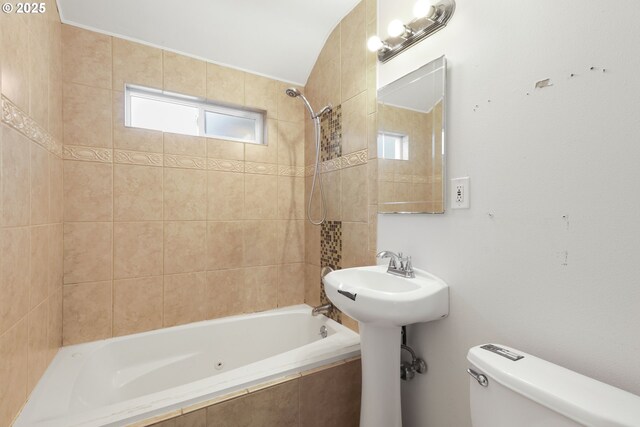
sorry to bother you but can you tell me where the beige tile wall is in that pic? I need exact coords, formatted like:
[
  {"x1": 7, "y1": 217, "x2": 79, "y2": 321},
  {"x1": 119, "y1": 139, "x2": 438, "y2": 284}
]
[
  {"x1": 0, "y1": 2, "x2": 64, "y2": 426},
  {"x1": 304, "y1": 0, "x2": 378, "y2": 331},
  {"x1": 61, "y1": 26, "x2": 307, "y2": 345},
  {"x1": 0, "y1": 1, "x2": 372, "y2": 423}
]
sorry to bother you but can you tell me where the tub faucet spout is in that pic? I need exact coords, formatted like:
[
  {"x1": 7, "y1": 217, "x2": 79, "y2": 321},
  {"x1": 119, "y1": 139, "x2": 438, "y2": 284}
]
[{"x1": 312, "y1": 303, "x2": 332, "y2": 316}]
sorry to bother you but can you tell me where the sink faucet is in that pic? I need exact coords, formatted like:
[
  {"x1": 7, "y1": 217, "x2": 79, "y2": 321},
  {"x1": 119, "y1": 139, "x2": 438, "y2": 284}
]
[{"x1": 377, "y1": 251, "x2": 415, "y2": 278}]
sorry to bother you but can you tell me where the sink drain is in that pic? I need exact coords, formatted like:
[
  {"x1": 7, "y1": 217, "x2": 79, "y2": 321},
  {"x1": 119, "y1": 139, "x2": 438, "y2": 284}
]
[{"x1": 215, "y1": 361, "x2": 224, "y2": 370}]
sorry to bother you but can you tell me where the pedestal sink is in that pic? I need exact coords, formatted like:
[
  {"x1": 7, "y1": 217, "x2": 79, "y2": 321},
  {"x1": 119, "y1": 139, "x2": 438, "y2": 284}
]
[{"x1": 323, "y1": 265, "x2": 449, "y2": 427}]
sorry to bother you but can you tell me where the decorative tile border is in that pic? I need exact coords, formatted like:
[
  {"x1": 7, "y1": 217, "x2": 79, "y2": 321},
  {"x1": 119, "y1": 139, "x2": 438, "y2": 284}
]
[
  {"x1": 61, "y1": 142, "x2": 370, "y2": 178},
  {"x1": 245, "y1": 161, "x2": 278, "y2": 175},
  {"x1": 321, "y1": 157, "x2": 342, "y2": 173},
  {"x1": 63, "y1": 145, "x2": 113, "y2": 163},
  {"x1": 304, "y1": 148, "x2": 369, "y2": 176},
  {"x1": 208, "y1": 158, "x2": 244, "y2": 173},
  {"x1": 164, "y1": 154, "x2": 207, "y2": 170},
  {"x1": 395, "y1": 174, "x2": 413, "y2": 183},
  {"x1": 278, "y1": 165, "x2": 306, "y2": 177},
  {"x1": 1, "y1": 95, "x2": 62, "y2": 157},
  {"x1": 340, "y1": 149, "x2": 368, "y2": 169},
  {"x1": 114, "y1": 149, "x2": 163, "y2": 167},
  {"x1": 63, "y1": 140, "x2": 313, "y2": 178}
]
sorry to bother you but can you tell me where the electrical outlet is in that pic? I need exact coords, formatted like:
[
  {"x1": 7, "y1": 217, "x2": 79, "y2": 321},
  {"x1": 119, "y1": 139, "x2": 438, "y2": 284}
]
[{"x1": 451, "y1": 177, "x2": 470, "y2": 209}]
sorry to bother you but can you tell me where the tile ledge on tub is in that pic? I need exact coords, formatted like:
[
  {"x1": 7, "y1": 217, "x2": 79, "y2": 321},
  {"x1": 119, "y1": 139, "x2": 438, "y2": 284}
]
[
  {"x1": 126, "y1": 408, "x2": 182, "y2": 427},
  {"x1": 300, "y1": 358, "x2": 348, "y2": 377},
  {"x1": 246, "y1": 373, "x2": 302, "y2": 394},
  {"x1": 180, "y1": 388, "x2": 250, "y2": 416}
]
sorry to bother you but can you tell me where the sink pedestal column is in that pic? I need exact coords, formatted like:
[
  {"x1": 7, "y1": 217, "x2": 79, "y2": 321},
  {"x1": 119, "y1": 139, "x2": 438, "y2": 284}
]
[{"x1": 359, "y1": 322, "x2": 402, "y2": 427}]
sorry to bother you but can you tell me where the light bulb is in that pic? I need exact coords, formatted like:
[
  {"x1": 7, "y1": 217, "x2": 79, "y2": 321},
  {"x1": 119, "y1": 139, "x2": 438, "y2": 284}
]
[
  {"x1": 413, "y1": 0, "x2": 436, "y2": 19},
  {"x1": 387, "y1": 19, "x2": 406, "y2": 38},
  {"x1": 367, "y1": 35, "x2": 384, "y2": 52}
]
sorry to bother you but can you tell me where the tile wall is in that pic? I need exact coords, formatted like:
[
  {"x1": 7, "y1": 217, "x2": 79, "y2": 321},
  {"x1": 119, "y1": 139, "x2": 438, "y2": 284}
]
[
  {"x1": 304, "y1": 0, "x2": 378, "y2": 331},
  {"x1": 0, "y1": 1, "x2": 376, "y2": 424},
  {"x1": 61, "y1": 26, "x2": 307, "y2": 345},
  {"x1": 0, "y1": 2, "x2": 64, "y2": 425}
]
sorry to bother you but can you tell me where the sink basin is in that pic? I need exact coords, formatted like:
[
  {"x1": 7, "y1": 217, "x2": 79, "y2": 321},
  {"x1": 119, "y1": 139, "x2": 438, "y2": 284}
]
[
  {"x1": 323, "y1": 265, "x2": 449, "y2": 326},
  {"x1": 323, "y1": 264, "x2": 449, "y2": 427}
]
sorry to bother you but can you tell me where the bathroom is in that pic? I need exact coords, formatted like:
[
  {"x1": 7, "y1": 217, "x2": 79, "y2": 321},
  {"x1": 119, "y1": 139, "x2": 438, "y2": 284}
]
[{"x1": 1, "y1": 0, "x2": 640, "y2": 426}]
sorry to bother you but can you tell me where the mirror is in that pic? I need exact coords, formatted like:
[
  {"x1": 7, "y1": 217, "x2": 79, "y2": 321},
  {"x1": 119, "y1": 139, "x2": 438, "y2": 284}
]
[{"x1": 377, "y1": 56, "x2": 446, "y2": 214}]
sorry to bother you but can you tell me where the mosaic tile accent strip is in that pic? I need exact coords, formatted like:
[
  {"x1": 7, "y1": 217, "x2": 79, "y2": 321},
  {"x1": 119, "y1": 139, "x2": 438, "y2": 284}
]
[
  {"x1": 114, "y1": 149, "x2": 163, "y2": 167},
  {"x1": 320, "y1": 220, "x2": 342, "y2": 323},
  {"x1": 63, "y1": 145, "x2": 113, "y2": 163},
  {"x1": 2, "y1": 95, "x2": 63, "y2": 157},
  {"x1": 321, "y1": 221, "x2": 342, "y2": 270},
  {"x1": 320, "y1": 104, "x2": 342, "y2": 162}
]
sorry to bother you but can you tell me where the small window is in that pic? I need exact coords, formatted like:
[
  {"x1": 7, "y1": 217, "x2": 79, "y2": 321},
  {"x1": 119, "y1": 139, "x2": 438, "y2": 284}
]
[
  {"x1": 377, "y1": 131, "x2": 409, "y2": 160},
  {"x1": 125, "y1": 85, "x2": 265, "y2": 144}
]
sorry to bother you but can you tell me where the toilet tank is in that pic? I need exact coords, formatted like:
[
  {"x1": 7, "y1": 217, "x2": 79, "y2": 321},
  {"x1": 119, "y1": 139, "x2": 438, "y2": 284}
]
[{"x1": 467, "y1": 344, "x2": 640, "y2": 427}]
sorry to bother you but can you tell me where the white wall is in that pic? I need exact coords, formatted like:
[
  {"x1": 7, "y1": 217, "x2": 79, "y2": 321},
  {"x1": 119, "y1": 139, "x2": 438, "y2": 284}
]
[{"x1": 377, "y1": 1, "x2": 640, "y2": 426}]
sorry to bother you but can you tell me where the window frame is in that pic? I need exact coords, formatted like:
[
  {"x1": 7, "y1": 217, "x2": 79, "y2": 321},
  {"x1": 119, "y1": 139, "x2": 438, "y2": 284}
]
[
  {"x1": 377, "y1": 130, "x2": 409, "y2": 160},
  {"x1": 125, "y1": 84, "x2": 266, "y2": 145}
]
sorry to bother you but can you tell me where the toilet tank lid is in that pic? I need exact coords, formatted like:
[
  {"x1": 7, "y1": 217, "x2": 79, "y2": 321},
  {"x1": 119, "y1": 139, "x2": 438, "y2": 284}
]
[{"x1": 467, "y1": 344, "x2": 640, "y2": 427}]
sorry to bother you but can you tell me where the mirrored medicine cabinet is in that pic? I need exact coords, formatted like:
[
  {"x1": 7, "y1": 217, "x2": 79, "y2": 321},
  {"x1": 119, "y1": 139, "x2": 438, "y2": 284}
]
[{"x1": 376, "y1": 55, "x2": 446, "y2": 214}]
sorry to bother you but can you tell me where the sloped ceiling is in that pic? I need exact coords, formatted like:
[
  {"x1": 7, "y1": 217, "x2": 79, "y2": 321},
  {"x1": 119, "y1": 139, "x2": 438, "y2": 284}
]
[{"x1": 57, "y1": 0, "x2": 360, "y2": 85}]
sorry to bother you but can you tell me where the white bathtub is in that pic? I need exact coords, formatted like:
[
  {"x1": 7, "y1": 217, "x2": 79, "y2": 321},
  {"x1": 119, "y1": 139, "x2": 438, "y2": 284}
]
[{"x1": 15, "y1": 305, "x2": 360, "y2": 427}]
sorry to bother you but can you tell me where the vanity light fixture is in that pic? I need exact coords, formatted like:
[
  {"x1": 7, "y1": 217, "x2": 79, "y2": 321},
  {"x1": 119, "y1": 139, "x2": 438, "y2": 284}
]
[{"x1": 368, "y1": 0, "x2": 456, "y2": 63}]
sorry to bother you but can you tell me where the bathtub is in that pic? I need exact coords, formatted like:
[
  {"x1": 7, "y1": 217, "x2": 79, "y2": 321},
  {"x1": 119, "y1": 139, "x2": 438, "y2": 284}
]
[{"x1": 15, "y1": 305, "x2": 360, "y2": 427}]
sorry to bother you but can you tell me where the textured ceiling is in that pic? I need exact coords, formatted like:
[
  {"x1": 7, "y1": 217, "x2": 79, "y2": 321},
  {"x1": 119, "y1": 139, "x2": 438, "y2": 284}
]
[{"x1": 57, "y1": 0, "x2": 360, "y2": 85}]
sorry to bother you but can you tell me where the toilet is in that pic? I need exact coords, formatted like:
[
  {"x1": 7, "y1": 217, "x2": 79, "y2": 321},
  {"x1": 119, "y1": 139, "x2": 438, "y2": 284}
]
[{"x1": 467, "y1": 344, "x2": 640, "y2": 427}]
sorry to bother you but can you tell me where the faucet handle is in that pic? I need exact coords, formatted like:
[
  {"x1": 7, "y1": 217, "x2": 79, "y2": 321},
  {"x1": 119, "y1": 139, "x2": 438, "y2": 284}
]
[
  {"x1": 399, "y1": 252, "x2": 411, "y2": 269},
  {"x1": 388, "y1": 257, "x2": 397, "y2": 269}
]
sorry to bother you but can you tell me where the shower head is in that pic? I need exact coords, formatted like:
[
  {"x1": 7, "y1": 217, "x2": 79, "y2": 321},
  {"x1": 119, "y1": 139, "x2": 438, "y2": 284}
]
[
  {"x1": 283, "y1": 87, "x2": 331, "y2": 120},
  {"x1": 285, "y1": 87, "x2": 301, "y2": 98}
]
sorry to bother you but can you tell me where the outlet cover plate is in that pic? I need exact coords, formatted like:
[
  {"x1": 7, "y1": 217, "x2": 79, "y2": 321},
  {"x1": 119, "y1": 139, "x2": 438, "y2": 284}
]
[{"x1": 451, "y1": 177, "x2": 470, "y2": 209}]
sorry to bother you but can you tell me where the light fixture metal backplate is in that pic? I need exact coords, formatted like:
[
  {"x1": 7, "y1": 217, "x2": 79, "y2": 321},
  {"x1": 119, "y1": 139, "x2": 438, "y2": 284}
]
[{"x1": 378, "y1": 0, "x2": 456, "y2": 63}]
